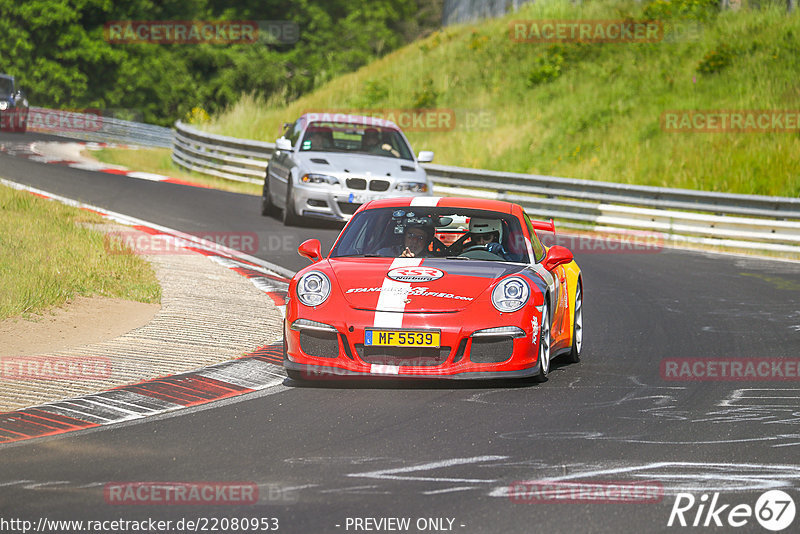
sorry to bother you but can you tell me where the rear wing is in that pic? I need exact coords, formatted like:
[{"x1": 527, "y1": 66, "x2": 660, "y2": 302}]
[{"x1": 530, "y1": 218, "x2": 556, "y2": 235}]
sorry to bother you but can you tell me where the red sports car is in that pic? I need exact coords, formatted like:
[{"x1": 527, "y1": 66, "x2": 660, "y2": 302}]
[{"x1": 283, "y1": 197, "x2": 583, "y2": 381}]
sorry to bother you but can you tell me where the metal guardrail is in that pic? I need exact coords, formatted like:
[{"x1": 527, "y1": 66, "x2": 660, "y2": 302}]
[
  {"x1": 172, "y1": 121, "x2": 800, "y2": 254},
  {"x1": 28, "y1": 107, "x2": 173, "y2": 148},
  {"x1": 172, "y1": 121, "x2": 271, "y2": 184}
]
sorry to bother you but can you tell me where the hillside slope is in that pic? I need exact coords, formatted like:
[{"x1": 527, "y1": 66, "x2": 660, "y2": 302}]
[{"x1": 202, "y1": 0, "x2": 800, "y2": 197}]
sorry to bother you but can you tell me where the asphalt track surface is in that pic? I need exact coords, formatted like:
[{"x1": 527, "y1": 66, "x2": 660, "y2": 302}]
[{"x1": 2, "y1": 131, "x2": 800, "y2": 533}]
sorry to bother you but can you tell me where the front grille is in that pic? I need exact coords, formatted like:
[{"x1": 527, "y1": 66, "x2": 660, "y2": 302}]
[
  {"x1": 346, "y1": 178, "x2": 366, "y2": 190},
  {"x1": 469, "y1": 337, "x2": 514, "y2": 363},
  {"x1": 337, "y1": 202, "x2": 362, "y2": 215},
  {"x1": 369, "y1": 180, "x2": 390, "y2": 192},
  {"x1": 355, "y1": 345, "x2": 451, "y2": 367},
  {"x1": 299, "y1": 330, "x2": 339, "y2": 358}
]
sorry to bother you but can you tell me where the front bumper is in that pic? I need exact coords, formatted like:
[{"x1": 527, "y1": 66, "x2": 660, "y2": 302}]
[
  {"x1": 292, "y1": 182, "x2": 431, "y2": 222},
  {"x1": 283, "y1": 308, "x2": 543, "y2": 380}
]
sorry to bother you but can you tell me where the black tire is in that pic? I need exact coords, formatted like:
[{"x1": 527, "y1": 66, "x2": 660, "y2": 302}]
[
  {"x1": 534, "y1": 301, "x2": 551, "y2": 383},
  {"x1": 564, "y1": 280, "x2": 583, "y2": 364},
  {"x1": 283, "y1": 326, "x2": 302, "y2": 382},
  {"x1": 282, "y1": 180, "x2": 299, "y2": 226},
  {"x1": 286, "y1": 369, "x2": 305, "y2": 382},
  {"x1": 261, "y1": 171, "x2": 276, "y2": 217}
]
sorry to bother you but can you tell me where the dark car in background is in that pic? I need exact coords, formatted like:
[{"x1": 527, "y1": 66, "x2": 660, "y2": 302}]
[{"x1": 0, "y1": 74, "x2": 29, "y2": 133}]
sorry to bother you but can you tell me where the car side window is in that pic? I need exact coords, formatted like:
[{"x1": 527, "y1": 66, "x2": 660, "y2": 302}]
[
  {"x1": 524, "y1": 213, "x2": 546, "y2": 263},
  {"x1": 286, "y1": 121, "x2": 303, "y2": 146}
]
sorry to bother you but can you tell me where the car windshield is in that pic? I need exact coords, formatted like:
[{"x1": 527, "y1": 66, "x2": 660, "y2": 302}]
[
  {"x1": 330, "y1": 206, "x2": 531, "y2": 263},
  {"x1": 299, "y1": 121, "x2": 413, "y2": 160},
  {"x1": 0, "y1": 77, "x2": 13, "y2": 96}
]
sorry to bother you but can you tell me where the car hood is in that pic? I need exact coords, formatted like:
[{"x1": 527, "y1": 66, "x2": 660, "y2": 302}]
[
  {"x1": 328, "y1": 257, "x2": 528, "y2": 312},
  {"x1": 297, "y1": 153, "x2": 424, "y2": 178}
]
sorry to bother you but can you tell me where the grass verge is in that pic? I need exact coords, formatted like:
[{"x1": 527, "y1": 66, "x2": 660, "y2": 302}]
[
  {"x1": 89, "y1": 147, "x2": 261, "y2": 196},
  {"x1": 0, "y1": 183, "x2": 161, "y2": 321}
]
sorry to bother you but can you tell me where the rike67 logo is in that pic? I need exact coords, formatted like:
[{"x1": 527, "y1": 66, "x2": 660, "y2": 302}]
[{"x1": 668, "y1": 490, "x2": 796, "y2": 531}]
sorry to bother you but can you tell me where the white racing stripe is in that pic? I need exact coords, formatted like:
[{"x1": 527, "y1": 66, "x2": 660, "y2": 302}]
[
  {"x1": 370, "y1": 258, "x2": 422, "y2": 375},
  {"x1": 370, "y1": 364, "x2": 400, "y2": 375},
  {"x1": 410, "y1": 196, "x2": 441, "y2": 207},
  {"x1": 373, "y1": 258, "x2": 421, "y2": 328}
]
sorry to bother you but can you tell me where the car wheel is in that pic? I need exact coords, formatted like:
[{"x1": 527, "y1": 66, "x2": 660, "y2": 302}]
[
  {"x1": 261, "y1": 170, "x2": 277, "y2": 217},
  {"x1": 286, "y1": 369, "x2": 305, "y2": 382},
  {"x1": 534, "y1": 301, "x2": 551, "y2": 383},
  {"x1": 564, "y1": 280, "x2": 583, "y2": 364},
  {"x1": 282, "y1": 180, "x2": 299, "y2": 226}
]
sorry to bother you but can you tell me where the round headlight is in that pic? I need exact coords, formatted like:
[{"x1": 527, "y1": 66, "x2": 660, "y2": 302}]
[
  {"x1": 492, "y1": 276, "x2": 530, "y2": 313},
  {"x1": 296, "y1": 270, "x2": 331, "y2": 306},
  {"x1": 0, "y1": 101, "x2": 8, "y2": 111}
]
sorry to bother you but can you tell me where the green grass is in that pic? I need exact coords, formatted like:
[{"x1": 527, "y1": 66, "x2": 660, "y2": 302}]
[
  {"x1": 198, "y1": 0, "x2": 800, "y2": 197},
  {"x1": 0, "y1": 184, "x2": 161, "y2": 320},
  {"x1": 89, "y1": 147, "x2": 261, "y2": 196}
]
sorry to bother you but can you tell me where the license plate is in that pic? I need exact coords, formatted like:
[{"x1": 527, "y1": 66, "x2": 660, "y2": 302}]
[
  {"x1": 364, "y1": 329, "x2": 440, "y2": 348},
  {"x1": 343, "y1": 193, "x2": 367, "y2": 204}
]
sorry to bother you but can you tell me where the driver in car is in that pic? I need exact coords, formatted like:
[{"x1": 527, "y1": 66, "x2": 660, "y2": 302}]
[
  {"x1": 362, "y1": 128, "x2": 399, "y2": 158},
  {"x1": 464, "y1": 218, "x2": 511, "y2": 259},
  {"x1": 377, "y1": 222, "x2": 434, "y2": 258}
]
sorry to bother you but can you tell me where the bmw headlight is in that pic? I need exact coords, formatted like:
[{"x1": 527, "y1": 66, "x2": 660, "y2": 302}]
[
  {"x1": 491, "y1": 277, "x2": 530, "y2": 313},
  {"x1": 0, "y1": 101, "x2": 8, "y2": 111},
  {"x1": 296, "y1": 270, "x2": 331, "y2": 306},
  {"x1": 301, "y1": 173, "x2": 339, "y2": 186},
  {"x1": 395, "y1": 182, "x2": 428, "y2": 193}
]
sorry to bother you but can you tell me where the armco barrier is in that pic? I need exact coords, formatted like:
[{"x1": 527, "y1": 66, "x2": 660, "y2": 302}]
[
  {"x1": 171, "y1": 121, "x2": 800, "y2": 254},
  {"x1": 28, "y1": 107, "x2": 173, "y2": 148}
]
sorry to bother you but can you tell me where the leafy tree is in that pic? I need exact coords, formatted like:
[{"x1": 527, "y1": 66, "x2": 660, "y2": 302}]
[{"x1": 0, "y1": 0, "x2": 441, "y2": 125}]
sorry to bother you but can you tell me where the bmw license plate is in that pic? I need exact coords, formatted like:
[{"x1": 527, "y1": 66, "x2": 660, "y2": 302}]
[{"x1": 364, "y1": 329, "x2": 440, "y2": 348}]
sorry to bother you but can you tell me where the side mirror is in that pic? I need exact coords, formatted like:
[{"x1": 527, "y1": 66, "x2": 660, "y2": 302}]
[
  {"x1": 541, "y1": 245, "x2": 573, "y2": 271},
  {"x1": 417, "y1": 151, "x2": 434, "y2": 163},
  {"x1": 298, "y1": 239, "x2": 322, "y2": 263},
  {"x1": 276, "y1": 137, "x2": 293, "y2": 151}
]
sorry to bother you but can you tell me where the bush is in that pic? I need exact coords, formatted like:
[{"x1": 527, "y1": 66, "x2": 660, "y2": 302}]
[
  {"x1": 411, "y1": 78, "x2": 438, "y2": 108},
  {"x1": 697, "y1": 44, "x2": 734, "y2": 74}
]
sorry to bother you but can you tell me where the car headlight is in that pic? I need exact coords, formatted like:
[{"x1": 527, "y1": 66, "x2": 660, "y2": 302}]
[
  {"x1": 395, "y1": 182, "x2": 428, "y2": 193},
  {"x1": 0, "y1": 101, "x2": 8, "y2": 111},
  {"x1": 491, "y1": 277, "x2": 530, "y2": 313},
  {"x1": 301, "y1": 173, "x2": 339, "y2": 186},
  {"x1": 296, "y1": 270, "x2": 331, "y2": 306}
]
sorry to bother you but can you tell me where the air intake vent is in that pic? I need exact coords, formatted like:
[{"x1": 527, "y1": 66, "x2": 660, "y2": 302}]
[
  {"x1": 401, "y1": 165, "x2": 415, "y2": 172},
  {"x1": 369, "y1": 180, "x2": 390, "y2": 192},
  {"x1": 310, "y1": 158, "x2": 329, "y2": 164},
  {"x1": 346, "y1": 178, "x2": 367, "y2": 190}
]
